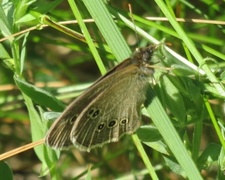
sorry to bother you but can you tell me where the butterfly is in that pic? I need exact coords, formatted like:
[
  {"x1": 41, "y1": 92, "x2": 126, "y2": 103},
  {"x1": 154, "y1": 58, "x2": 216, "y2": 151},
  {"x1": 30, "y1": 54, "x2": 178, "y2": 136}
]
[{"x1": 45, "y1": 45, "x2": 157, "y2": 152}]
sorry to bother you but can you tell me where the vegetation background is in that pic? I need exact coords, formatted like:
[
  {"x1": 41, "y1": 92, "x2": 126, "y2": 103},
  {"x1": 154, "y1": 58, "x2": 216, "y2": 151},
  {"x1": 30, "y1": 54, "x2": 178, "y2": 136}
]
[{"x1": 0, "y1": 0, "x2": 225, "y2": 179}]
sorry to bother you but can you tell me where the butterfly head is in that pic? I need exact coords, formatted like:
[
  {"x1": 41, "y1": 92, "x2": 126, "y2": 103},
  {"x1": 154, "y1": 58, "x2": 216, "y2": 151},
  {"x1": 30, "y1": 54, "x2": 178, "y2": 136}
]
[{"x1": 131, "y1": 44, "x2": 158, "y2": 76}]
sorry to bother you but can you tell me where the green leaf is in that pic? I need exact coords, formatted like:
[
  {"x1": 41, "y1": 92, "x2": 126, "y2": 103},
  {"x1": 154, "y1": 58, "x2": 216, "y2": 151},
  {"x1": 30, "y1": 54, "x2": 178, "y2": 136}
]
[
  {"x1": 164, "y1": 156, "x2": 186, "y2": 178},
  {"x1": 137, "y1": 125, "x2": 162, "y2": 142},
  {"x1": 197, "y1": 143, "x2": 221, "y2": 169},
  {"x1": 0, "y1": 1, "x2": 13, "y2": 37},
  {"x1": 23, "y1": 94, "x2": 60, "y2": 178},
  {"x1": 160, "y1": 75, "x2": 186, "y2": 124},
  {"x1": 0, "y1": 43, "x2": 11, "y2": 59},
  {"x1": 0, "y1": 161, "x2": 13, "y2": 180},
  {"x1": 14, "y1": 75, "x2": 65, "y2": 112},
  {"x1": 20, "y1": 32, "x2": 29, "y2": 75}
]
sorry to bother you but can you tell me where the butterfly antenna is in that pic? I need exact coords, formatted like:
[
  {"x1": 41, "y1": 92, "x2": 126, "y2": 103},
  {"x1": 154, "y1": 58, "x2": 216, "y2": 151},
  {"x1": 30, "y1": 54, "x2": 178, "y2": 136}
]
[{"x1": 128, "y1": 4, "x2": 140, "y2": 46}]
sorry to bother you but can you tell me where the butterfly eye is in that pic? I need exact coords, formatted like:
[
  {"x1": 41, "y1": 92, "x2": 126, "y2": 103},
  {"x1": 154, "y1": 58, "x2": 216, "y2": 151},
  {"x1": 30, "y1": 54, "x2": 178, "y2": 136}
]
[
  {"x1": 120, "y1": 118, "x2": 129, "y2": 125},
  {"x1": 96, "y1": 122, "x2": 105, "y2": 132},
  {"x1": 87, "y1": 107, "x2": 100, "y2": 119},
  {"x1": 107, "y1": 119, "x2": 118, "y2": 128}
]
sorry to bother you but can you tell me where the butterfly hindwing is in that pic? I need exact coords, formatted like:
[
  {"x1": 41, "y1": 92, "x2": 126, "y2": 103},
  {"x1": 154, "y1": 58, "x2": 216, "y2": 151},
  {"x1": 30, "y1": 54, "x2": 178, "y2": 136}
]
[{"x1": 70, "y1": 65, "x2": 150, "y2": 151}]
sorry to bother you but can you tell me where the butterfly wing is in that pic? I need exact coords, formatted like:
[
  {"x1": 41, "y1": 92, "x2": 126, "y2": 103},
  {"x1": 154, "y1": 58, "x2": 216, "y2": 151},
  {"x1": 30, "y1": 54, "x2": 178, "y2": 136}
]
[
  {"x1": 45, "y1": 59, "x2": 134, "y2": 149},
  {"x1": 45, "y1": 45, "x2": 155, "y2": 151},
  {"x1": 70, "y1": 65, "x2": 150, "y2": 151}
]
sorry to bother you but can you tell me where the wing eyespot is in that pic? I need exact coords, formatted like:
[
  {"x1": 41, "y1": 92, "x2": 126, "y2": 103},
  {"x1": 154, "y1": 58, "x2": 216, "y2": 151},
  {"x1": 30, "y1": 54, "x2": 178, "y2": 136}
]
[
  {"x1": 87, "y1": 107, "x2": 100, "y2": 119},
  {"x1": 107, "y1": 119, "x2": 118, "y2": 128},
  {"x1": 120, "y1": 118, "x2": 129, "y2": 125},
  {"x1": 68, "y1": 114, "x2": 78, "y2": 124},
  {"x1": 96, "y1": 122, "x2": 105, "y2": 132}
]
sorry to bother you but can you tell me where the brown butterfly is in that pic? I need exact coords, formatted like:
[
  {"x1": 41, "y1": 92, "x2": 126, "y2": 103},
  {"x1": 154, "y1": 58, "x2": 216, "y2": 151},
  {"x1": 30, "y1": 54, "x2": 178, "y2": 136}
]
[{"x1": 45, "y1": 45, "x2": 157, "y2": 152}]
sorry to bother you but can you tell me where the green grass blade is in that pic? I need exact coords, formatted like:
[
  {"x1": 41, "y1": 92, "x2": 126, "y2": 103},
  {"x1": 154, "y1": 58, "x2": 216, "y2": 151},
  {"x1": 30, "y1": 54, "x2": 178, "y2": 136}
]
[
  {"x1": 82, "y1": 0, "x2": 131, "y2": 62},
  {"x1": 145, "y1": 86, "x2": 202, "y2": 180},
  {"x1": 68, "y1": 0, "x2": 106, "y2": 75}
]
